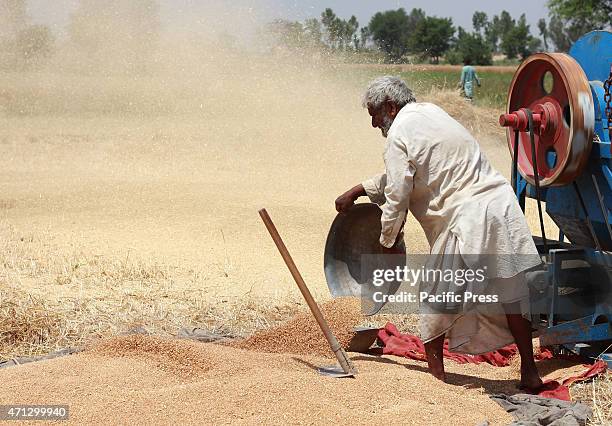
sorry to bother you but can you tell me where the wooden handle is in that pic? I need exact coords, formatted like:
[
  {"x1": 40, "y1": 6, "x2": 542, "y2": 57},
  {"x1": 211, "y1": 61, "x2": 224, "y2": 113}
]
[{"x1": 258, "y1": 208, "x2": 356, "y2": 374}]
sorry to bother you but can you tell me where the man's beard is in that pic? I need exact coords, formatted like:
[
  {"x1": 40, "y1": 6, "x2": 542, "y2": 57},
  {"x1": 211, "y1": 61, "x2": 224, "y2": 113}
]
[{"x1": 381, "y1": 115, "x2": 394, "y2": 137}]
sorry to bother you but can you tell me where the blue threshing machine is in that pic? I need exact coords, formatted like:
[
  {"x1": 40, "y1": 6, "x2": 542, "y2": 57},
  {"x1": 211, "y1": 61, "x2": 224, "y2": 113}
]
[{"x1": 500, "y1": 31, "x2": 612, "y2": 365}]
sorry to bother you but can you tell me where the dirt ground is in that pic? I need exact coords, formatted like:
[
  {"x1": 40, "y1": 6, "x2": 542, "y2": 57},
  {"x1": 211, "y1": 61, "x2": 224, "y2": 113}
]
[
  {"x1": 2, "y1": 331, "x2": 603, "y2": 425},
  {"x1": 0, "y1": 336, "x2": 517, "y2": 425}
]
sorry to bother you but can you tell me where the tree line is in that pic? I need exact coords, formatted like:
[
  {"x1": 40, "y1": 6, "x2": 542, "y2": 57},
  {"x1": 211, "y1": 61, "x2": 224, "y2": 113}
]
[
  {"x1": 268, "y1": 0, "x2": 611, "y2": 64},
  {"x1": 0, "y1": 0, "x2": 610, "y2": 72}
]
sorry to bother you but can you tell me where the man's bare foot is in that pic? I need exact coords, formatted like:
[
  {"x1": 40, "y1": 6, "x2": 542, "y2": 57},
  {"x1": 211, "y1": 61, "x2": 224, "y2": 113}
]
[
  {"x1": 429, "y1": 365, "x2": 446, "y2": 382},
  {"x1": 503, "y1": 311, "x2": 544, "y2": 391},
  {"x1": 519, "y1": 366, "x2": 544, "y2": 391}
]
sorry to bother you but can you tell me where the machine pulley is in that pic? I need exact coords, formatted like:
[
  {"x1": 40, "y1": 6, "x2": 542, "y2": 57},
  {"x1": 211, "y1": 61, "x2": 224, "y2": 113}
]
[{"x1": 499, "y1": 53, "x2": 595, "y2": 187}]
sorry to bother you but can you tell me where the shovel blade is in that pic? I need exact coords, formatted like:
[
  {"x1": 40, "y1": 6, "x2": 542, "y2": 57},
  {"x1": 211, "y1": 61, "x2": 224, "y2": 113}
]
[{"x1": 317, "y1": 364, "x2": 356, "y2": 378}]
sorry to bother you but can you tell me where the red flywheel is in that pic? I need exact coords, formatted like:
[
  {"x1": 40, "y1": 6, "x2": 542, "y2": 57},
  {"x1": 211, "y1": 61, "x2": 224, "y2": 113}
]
[{"x1": 500, "y1": 53, "x2": 594, "y2": 187}]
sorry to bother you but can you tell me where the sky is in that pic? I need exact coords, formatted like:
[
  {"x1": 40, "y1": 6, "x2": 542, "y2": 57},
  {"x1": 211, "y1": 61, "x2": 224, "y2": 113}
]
[
  {"x1": 26, "y1": 0, "x2": 550, "y2": 38},
  {"x1": 272, "y1": 0, "x2": 550, "y2": 31}
]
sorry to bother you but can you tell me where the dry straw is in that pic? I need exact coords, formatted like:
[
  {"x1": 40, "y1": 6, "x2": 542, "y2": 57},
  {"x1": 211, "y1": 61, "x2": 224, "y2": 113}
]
[
  {"x1": 571, "y1": 371, "x2": 612, "y2": 426},
  {"x1": 0, "y1": 221, "x2": 301, "y2": 360}
]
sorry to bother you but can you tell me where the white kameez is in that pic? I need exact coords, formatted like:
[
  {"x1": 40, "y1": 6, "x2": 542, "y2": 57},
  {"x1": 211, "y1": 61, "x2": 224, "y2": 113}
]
[{"x1": 361, "y1": 102, "x2": 542, "y2": 354}]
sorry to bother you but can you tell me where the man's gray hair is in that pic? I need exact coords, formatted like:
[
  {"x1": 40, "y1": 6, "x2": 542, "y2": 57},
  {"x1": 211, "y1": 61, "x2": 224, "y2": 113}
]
[{"x1": 361, "y1": 76, "x2": 416, "y2": 109}]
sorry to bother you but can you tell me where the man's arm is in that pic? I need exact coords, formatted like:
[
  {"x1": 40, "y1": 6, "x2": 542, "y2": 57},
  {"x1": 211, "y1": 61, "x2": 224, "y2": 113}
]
[
  {"x1": 335, "y1": 184, "x2": 366, "y2": 213},
  {"x1": 335, "y1": 173, "x2": 387, "y2": 213},
  {"x1": 380, "y1": 137, "x2": 415, "y2": 248}
]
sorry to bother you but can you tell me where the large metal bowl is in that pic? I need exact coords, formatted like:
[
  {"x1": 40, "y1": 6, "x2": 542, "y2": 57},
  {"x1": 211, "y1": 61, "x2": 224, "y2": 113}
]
[{"x1": 324, "y1": 203, "x2": 406, "y2": 315}]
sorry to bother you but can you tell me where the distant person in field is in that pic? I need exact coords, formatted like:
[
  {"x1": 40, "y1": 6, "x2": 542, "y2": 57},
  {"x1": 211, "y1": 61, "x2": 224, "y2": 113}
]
[
  {"x1": 460, "y1": 59, "x2": 481, "y2": 101},
  {"x1": 335, "y1": 76, "x2": 543, "y2": 390}
]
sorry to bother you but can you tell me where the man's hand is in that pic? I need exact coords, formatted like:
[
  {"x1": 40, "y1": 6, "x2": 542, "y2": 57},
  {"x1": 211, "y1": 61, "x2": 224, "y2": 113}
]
[
  {"x1": 335, "y1": 192, "x2": 356, "y2": 213},
  {"x1": 335, "y1": 184, "x2": 367, "y2": 214}
]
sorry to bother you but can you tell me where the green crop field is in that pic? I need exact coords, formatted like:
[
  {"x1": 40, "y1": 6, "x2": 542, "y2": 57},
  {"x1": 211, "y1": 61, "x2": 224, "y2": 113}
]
[
  {"x1": 333, "y1": 65, "x2": 515, "y2": 110},
  {"x1": 398, "y1": 70, "x2": 513, "y2": 109}
]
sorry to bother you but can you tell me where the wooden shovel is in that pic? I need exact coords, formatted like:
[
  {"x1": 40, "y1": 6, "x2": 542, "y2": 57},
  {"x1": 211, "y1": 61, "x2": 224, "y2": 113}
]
[{"x1": 258, "y1": 208, "x2": 357, "y2": 377}]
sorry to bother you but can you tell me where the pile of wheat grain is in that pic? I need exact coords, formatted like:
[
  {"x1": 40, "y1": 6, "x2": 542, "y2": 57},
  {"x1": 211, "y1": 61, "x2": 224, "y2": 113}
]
[
  {"x1": 89, "y1": 334, "x2": 215, "y2": 378},
  {"x1": 235, "y1": 297, "x2": 363, "y2": 356}
]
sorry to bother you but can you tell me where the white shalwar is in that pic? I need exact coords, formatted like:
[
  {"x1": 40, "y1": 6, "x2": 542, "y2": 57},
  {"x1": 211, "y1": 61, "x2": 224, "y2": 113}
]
[{"x1": 362, "y1": 102, "x2": 542, "y2": 354}]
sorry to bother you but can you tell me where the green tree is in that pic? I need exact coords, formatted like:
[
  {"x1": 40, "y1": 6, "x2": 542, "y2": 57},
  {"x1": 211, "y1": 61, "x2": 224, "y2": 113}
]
[
  {"x1": 548, "y1": 0, "x2": 611, "y2": 31},
  {"x1": 359, "y1": 27, "x2": 371, "y2": 50},
  {"x1": 321, "y1": 8, "x2": 340, "y2": 48},
  {"x1": 537, "y1": 18, "x2": 549, "y2": 50},
  {"x1": 303, "y1": 18, "x2": 323, "y2": 49},
  {"x1": 498, "y1": 10, "x2": 515, "y2": 39},
  {"x1": 545, "y1": 0, "x2": 610, "y2": 51},
  {"x1": 485, "y1": 15, "x2": 500, "y2": 51},
  {"x1": 412, "y1": 16, "x2": 454, "y2": 63},
  {"x1": 527, "y1": 36, "x2": 543, "y2": 55},
  {"x1": 406, "y1": 8, "x2": 426, "y2": 52},
  {"x1": 446, "y1": 27, "x2": 492, "y2": 65},
  {"x1": 485, "y1": 11, "x2": 515, "y2": 52},
  {"x1": 472, "y1": 11, "x2": 488, "y2": 35},
  {"x1": 500, "y1": 13, "x2": 541, "y2": 59},
  {"x1": 547, "y1": 15, "x2": 572, "y2": 51},
  {"x1": 320, "y1": 8, "x2": 359, "y2": 50},
  {"x1": 320, "y1": 8, "x2": 335, "y2": 28},
  {"x1": 346, "y1": 15, "x2": 359, "y2": 49},
  {"x1": 368, "y1": 8, "x2": 412, "y2": 61},
  {"x1": 407, "y1": 8, "x2": 426, "y2": 27}
]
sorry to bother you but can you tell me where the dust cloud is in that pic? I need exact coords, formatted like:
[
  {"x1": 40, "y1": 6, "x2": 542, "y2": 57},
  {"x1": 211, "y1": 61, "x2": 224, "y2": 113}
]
[
  {"x1": 0, "y1": 1, "x2": 384, "y2": 306},
  {"x1": 3, "y1": 0, "x2": 363, "y2": 117},
  {"x1": 0, "y1": 0, "x2": 529, "y2": 318}
]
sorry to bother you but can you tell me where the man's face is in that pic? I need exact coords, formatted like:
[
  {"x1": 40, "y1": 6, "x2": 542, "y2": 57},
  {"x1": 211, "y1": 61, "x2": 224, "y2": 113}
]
[{"x1": 367, "y1": 102, "x2": 395, "y2": 138}]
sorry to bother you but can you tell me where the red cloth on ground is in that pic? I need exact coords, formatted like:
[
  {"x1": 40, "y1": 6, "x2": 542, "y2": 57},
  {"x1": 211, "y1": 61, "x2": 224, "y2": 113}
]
[
  {"x1": 536, "y1": 361, "x2": 608, "y2": 400},
  {"x1": 376, "y1": 322, "x2": 608, "y2": 401},
  {"x1": 377, "y1": 322, "x2": 518, "y2": 367}
]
